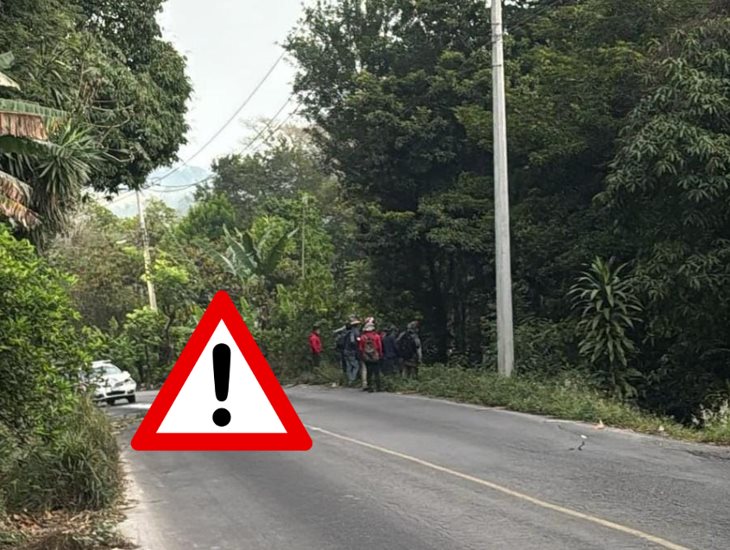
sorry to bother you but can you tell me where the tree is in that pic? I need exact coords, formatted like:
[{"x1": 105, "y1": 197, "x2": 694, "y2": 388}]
[
  {"x1": 285, "y1": 0, "x2": 496, "y2": 359},
  {"x1": 205, "y1": 139, "x2": 333, "y2": 226},
  {"x1": 116, "y1": 306, "x2": 165, "y2": 386},
  {"x1": 602, "y1": 11, "x2": 730, "y2": 417},
  {"x1": 0, "y1": 0, "x2": 192, "y2": 194},
  {"x1": 177, "y1": 193, "x2": 237, "y2": 242},
  {"x1": 150, "y1": 253, "x2": 197, "y2": 367},
  {"x1": 0, "y1": 51, "x2": 64, "y2": 230},
  {"x1": 284, "y1": 0, "x2": 709, "y2": 364},
  {"x1": 0, "y1": 224, "x2": 88, "y2": 433},
  {"x1": 48, "y1": 203, "x2": 144, "y2": 329}
]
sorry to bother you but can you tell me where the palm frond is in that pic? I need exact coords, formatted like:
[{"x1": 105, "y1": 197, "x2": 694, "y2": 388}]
[
  {"x1": 0, "y1": 135, "x2": 56, "y2": 156},
  {"x1": 0, "y1": 170, "x2": 39, "y2": 228},
  {"x1": 0, "y1": 52, "x2": 15, "y2": 70},
  {"x1": 0, "y1": 99, "x2": 66, "y2": 120},
  {"x1": 261, "y1": 228, "x2": 298, "y2": 276},
  {"x1": 0, "y1": 70, "x2": 19, "y2": 90},
  {"x1": 0, "y1": 111, "x2": 47, "y2": 141}
]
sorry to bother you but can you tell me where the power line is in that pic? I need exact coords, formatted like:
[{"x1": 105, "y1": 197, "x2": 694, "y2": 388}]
[
  {"x1": 143, "y1": 98, "x2": 300, "y2": 195},
  {"x1": 250, "y1": 103, "x2": 302, "y2": 154},
  {"x1": 152, "y1": 175, "x2": 214, "y2": 193},
  {"x1": 103, "y1": 189, "x2": 136, "y2": 204},
  {"x1": 155, "y1": 51, "x2": 287, "y2": 182},
  {"x1": 239, "y1": 95, "x2": 295, "y2": 155}
]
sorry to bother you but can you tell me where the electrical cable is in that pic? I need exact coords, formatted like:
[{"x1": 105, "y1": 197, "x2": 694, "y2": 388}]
[{"x1": 155, "y1": 51, "x2": 287, "y2": 182}]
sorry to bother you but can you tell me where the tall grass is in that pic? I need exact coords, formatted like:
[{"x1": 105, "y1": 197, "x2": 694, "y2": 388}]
[
  {"x1": 285, "y1": 363, "x2": 730, "y2": 445},
  {"x1": 2, "y1": 398, "x2": 121, "y2": 514}
]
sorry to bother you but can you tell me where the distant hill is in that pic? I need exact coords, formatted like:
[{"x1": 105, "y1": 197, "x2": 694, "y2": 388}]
[{"x1": 100, "y1": 165, "x2": 211, "y2": 218}]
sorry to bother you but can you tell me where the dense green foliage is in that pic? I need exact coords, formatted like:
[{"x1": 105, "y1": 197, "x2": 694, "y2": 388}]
[
  {"x1": 5, "y1": 7, "x2": 730, "y2": 536},
  {"x1": 47, "y1": 0, "x2": 730, "y2": 431},
  {"x1": 271, "y1": 0, "x2": 730, "y2": 421},
  {"x1": 0, "y1": 0, "x2": 189, "y2": 530},
  {"x1": 0, "y1": 0, "x2": 191, "y2": 245},
  {"x1": 0, "y1": 226, "x2": 84, "y2": 432},
  {"x1": 0, "y1": 226, "x2": 120, "y2": 517}
]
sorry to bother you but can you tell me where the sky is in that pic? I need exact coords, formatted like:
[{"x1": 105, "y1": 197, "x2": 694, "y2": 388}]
[{"x1": 157, "y1": 0, "x2": 309, "y2": 172}]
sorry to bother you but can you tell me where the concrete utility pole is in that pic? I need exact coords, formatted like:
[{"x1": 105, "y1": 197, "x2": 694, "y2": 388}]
[
  {"x1": 136, "y1": 189, "x2": 158, "y2": 311},
  {"x1": 491, "y1": 0, "x2": 514, "y2": 377}
]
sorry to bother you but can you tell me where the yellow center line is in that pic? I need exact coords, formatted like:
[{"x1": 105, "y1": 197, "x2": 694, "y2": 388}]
[{"x1": 309, "y1": 425, "x2": 692, "y2": 550}]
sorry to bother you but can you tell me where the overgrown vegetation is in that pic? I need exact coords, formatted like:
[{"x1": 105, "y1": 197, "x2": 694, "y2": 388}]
[
  {"x1": 3, "y1": 4, "x2": 730, "y2": 543},
  {"x1": 0, "y1": 226, "x2": 122, "y2": 528},
  {"x1": 37, "y1": 0, "x2": 730, "y2": 446},
  {"x1": 0, "y1": 0, "x2": 190, "y2": 544},
  {"x1": 287, "y1": 364, "x2": 730, "y2": 445}
]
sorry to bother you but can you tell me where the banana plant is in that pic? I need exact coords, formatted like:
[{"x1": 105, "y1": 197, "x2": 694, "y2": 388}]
[
  {"x1": 216, "y1": 224, "x2": 299, "y2": 289},
  {"x1": 0, "y1": 51, "x2": 66, "y2": 229}
]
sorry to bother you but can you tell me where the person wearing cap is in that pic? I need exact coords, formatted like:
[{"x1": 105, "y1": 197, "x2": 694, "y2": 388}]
[
  {"x1": 359, "y1": 320, "x2": 384, "y2": 392},
  {"x1": 342, "y1": 315, "x2": 362, "y2": 384}
]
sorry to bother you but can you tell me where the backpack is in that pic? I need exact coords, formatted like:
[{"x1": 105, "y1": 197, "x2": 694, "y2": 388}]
[
  {"x1": 362, "y1": 333, "x2": 382, "y2": 362},
  {"x1": 344, "y1": 328, "x2": 359, "y2": 352},
  {"x1": 335, "y1": 330, "x2": 347, "y2": 352},
  {"x1": 396, "y1": 331, "x2": 417, "y2": 360}
]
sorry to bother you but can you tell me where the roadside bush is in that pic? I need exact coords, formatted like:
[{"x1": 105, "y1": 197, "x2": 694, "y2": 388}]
[
  {"x1": 113, "y1": 307, "x2": 166, "y2": 386},
  {"x1": 570, "y1": 258, "x2": 644, "y2": 399},
  {"x1": 4, "y1": 399, "x2": 121, "y2": 513},
  {"x1": 0, "y1": 226, "x2": 122, "y2": 519},
  {"x1": 693, "y1": 400, "x2": 730, "y2": 443},
  {"x1": 0, "y1": 422, "x2": 20, "y2": 518},
  {"x1": 515, "y1": 318, "x2": 578, "y2": 375},
  {"x1": 0, "y1": 227, "x2": 88, "y2": 434},
  {"x1": 480, "y1": 317, "x2": 579, "y2": 376},
  {"x1": 381, "y1": 365, "x2": 707, "y2": 441}
]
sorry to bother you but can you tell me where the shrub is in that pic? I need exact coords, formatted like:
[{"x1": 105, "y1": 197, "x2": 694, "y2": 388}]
[
  {"x1": 4, "y1": 399, "x2": 121, "y2": 513},
  {"x1": 0, "y1": 422, "x2": 20, "y2": 517},
  {"x1": 693, "y1": 400, "x2": 730, "y2": 444},
  {"x1": 0, "y1": 226, "x2": 88, "y2": 434},
  {"x1": 570, "y1": 257, "x2": 643, "y2": 399},
  {"x1": 515, "y1": 318, "x2": 578, "y2": 375}
]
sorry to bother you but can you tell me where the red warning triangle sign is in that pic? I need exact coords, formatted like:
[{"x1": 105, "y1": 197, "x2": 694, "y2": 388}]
[{"x1": 131, "y1": 291, "x2": 312, "y2": 451}]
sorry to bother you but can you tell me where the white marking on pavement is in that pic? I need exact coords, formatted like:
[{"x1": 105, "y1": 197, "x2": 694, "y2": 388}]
[{"x1": 309, "y1": 425, "x2": 692, "y2": 550}]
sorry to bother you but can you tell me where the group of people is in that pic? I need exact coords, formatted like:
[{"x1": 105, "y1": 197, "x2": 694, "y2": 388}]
[{"x1": 308, "y1": 316, "x2": 423, "y2": 393}]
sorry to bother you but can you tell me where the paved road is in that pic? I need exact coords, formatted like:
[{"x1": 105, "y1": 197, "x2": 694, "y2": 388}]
[{"x1": 114, "y1": 387, "x2": 730, "y2": 550}]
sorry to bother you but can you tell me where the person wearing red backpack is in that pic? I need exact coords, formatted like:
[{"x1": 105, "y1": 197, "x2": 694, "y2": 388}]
[{"x1": 358, "y1": 320, "x2": 383, "y2": 392}]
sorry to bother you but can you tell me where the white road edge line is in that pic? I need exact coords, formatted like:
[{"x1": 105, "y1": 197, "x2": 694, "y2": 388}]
[{"x1": 309, "y1": 425, "x2": 692, "y2": 550}]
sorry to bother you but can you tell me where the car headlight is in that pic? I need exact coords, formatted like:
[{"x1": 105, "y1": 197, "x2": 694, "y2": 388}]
[{"x1": 114, "y1": 380, "x2": 127, "y2": 388}]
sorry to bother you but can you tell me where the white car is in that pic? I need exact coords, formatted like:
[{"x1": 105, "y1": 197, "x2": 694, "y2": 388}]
[{"x1": 86, "y1": 361, "x2": 137, "y2": 405}]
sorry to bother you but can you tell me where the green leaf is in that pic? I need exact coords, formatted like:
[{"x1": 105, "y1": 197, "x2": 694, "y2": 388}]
[
  {"x1": 0, "y1": 70, "x2": 19, "y2": 90},
  {"x1": 0, "y1": 52, "x2": 14, "y2": 71},
  {"x1": 0, "y1": 135, "x2": 55, "y2": 156},
  {"x1": 0, "y1": 99, "x2": 66, "y2": 119}
]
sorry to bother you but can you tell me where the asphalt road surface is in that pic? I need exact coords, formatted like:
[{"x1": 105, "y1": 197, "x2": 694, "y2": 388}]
[{"x1": 113, "y1": 387, "x2": 730, "y2": 550}]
